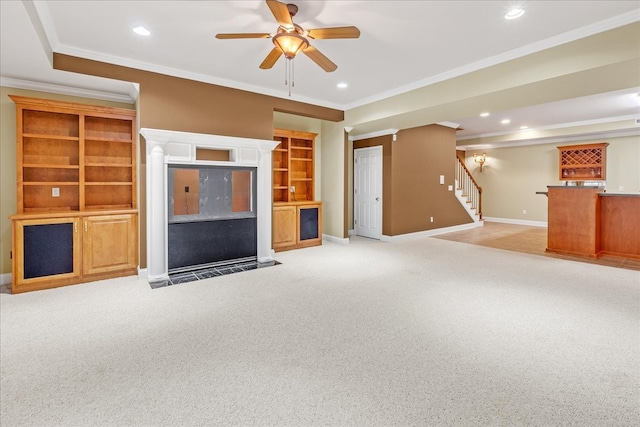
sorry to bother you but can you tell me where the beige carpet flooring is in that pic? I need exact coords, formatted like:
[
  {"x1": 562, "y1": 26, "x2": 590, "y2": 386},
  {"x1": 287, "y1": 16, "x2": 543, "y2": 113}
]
[{"x1": 1, "y1": 234, "x2": 639, "y2": 426}]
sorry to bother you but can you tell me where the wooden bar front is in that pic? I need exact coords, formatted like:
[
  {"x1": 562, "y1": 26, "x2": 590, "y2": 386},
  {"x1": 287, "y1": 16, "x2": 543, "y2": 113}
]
[{"x1": 546, "y1": 186, "x2": 640, "y2": 259}]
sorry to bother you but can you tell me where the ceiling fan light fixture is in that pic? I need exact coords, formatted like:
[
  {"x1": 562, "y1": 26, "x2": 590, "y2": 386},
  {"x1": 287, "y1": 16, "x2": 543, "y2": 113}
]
[{"x1": 272, "y1": 32, "x2": 308, "y2": 59}]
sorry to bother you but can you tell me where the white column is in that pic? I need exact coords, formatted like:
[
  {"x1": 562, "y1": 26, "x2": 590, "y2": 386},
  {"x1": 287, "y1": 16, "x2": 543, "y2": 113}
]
[
  {"x1": 257, "y1": 147, "x2": 275, "y2": 263},
  {"x1": 147, "y1": 143, "x2": 168, "y2": 282}
]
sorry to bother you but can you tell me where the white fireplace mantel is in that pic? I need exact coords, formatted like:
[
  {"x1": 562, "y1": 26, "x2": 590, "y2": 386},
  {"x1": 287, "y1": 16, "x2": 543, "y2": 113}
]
[{"x1": 140, "y1": 128, "x2": 278, "y2": 283}]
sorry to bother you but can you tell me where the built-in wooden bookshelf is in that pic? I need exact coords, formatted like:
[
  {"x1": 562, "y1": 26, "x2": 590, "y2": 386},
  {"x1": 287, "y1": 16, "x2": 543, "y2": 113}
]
[
  {"x1": 272, "y1": 129, "x2": 316, "y2": 203},
  {"x1": 272, "y1": 129, "x2": 321, "y2": 251},
  {"x1": 9, "y1": 96, "x2": 138, "y2": 293}
]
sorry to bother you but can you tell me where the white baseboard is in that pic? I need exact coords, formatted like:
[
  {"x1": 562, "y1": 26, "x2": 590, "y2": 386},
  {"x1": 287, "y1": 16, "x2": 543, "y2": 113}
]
[
  {"x1": 137, "y1": 268, "x2": 147, "y2": 280},
  {"x1": 323, "y1": 234, "x2": 350, "y2": 245},
  {"x1": 381, "y1": 221, "x2": 483, "y2": 242},
  {"x1": 348, "y1": 229, "x2": 355, "y2": 236},
  {"x1": 0, "y1": 272, "x2": 12, "y2": 286},
  {"x1": 483, "y1": 217, "x2": 547, "y2": 227}
]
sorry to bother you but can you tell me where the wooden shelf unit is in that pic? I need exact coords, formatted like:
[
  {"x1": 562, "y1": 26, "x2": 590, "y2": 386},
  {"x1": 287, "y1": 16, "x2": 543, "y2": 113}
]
[
  {"x1": 272, "y1": 129, "x2": 321, "y2": 251},
  {"x1": 558, "y1": 143, "x2": 608, "y2": 181},
  {"x1": 9, "y1": 96, "x2": 138, "y2": 293},
  {"x1": 12, "y1": 95, "x2": 137, "y2": 213},
  {"x1": 272, "y1": 129, "x2": 316, "y2": 203}
]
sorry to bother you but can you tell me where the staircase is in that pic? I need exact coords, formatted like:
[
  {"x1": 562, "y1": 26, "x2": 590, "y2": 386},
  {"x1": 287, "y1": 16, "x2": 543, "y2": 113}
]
[{"x1": 455, "y1": 157, "x2": 483, "y2": 224}]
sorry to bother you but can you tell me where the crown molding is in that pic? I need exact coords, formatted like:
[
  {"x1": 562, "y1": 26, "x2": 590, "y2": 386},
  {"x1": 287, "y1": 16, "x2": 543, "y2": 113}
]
[
  {"x1": 457, "y1": 127, "x2": 640, "y2": 151},
  {"x1": 350, "y1": 128, "x2": 399, "y2": 141},
  {"x1": 0, "y1": 76, "x2": 136, "y2": 104},
  {"x1": 342, "y1": 10, "x2": 640, "y2": 111},
  {"x1": 457, "y1": 114, "x2": 640, "y2": 142}
]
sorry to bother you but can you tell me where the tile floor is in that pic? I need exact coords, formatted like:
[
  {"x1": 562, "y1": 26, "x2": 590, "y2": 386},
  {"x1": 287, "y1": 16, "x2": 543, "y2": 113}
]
[
  {"x1": 433, "y1": 221, "x2": 640, "y2": 271},
  {"x1": 150, "y1": 259, "x2": 279, "y2": 289}
]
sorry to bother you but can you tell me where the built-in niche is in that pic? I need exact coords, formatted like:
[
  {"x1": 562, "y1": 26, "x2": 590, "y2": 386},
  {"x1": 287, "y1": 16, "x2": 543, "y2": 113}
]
[{"x1": 167, "y1": 164, "x2": 257, "y2": 271}]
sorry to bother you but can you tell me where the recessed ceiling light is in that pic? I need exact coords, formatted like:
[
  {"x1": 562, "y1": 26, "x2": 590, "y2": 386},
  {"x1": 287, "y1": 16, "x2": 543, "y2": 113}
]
[
  {"x1": 480, "y1": 112, "x2": 490, "y2": 117},
  {"x1": 133, "y1": 26, "x2": 151, "y2": 36},
  {"x1": 501, "y1": 119, "x2": 511, "y2": 124},
  {"x1": 505, "y1": 8, "x2": 525, "y2": 20},
  {"x1": 337, "y1": 82, "x2": 348, "y2": 89}
]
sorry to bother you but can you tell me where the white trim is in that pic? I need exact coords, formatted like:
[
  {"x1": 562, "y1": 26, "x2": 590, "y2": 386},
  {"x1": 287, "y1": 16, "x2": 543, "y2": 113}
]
[
  {"x1": 381, "y1": 221, "x2": 483, "y2": 242},
  {"x1": 0, "y1": 77, "x2": 136, "y2": 104},
  {"x1": 483, "y1": 217, "x2": 548, "y2": 227},
  {"x1": 323, "y1": 234, "x2": 350, "y2": 245},
  {"x1": 457, "y1": 126, "x2": 640, "y2": 150},
  {"x1": 137, "y1": 268, "x2": 147, "y2": 280},
  {"x1": 350, "y1": 128, "x2": 398, "y2": 141},
  {"x1": 342, "y1": 10, "x2": 640, "y2": 110},
  {"x1": 437, "y1": 121, "x2": 461, "y2": 129},
  {"x1": 348, "y1": 229, "x2": 355, "y2": 236},
  {"x1": 0, "y1": 273, "x2": 12, "y2": 287},
  {"x1": 28, "y1": 1, "x2": 640, "y2": 111},
  {"x1": 458, "y1": 114, "x2": 640, "y2": 142}
]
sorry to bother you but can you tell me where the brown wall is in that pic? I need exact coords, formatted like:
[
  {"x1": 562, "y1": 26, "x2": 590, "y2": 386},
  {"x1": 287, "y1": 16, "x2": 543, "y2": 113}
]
[
  {"x1": 355, "y1": 125, "x2": 471, "y2": 236},
  {"x1": 392, "y1": 125, "x2": 471, "y2": 235},
  {"x1": 53, "y1": 54, "x2": 344, "y2": 268}
]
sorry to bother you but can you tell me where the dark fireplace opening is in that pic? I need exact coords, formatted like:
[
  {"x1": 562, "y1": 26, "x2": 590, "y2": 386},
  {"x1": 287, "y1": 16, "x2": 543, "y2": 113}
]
[{"x1": 167, "y1": 164, "x2": 257, "y2": 271}]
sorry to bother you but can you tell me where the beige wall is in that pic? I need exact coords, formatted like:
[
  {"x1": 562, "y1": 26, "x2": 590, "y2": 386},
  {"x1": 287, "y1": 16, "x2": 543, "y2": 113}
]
[
  {"x1": 0, "y1": 86, "x2": 135, "y2": 276},
  {"x1": 320, "y1": 121, "x2": 348, "y2": 238},
  {"x1": 466, "y1": 135, "x2": 640, "y2": 223}
]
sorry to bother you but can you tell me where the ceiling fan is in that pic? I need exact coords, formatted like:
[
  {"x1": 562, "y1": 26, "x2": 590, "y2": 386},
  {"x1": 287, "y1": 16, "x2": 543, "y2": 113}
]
[{"x1": 215, "y1": 0, "x2": 360, "y2": 72}]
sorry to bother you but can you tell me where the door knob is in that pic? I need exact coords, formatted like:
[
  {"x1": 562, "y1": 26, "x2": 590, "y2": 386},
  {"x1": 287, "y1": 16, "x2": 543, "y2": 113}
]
[{"x1": 376, "y1": 197, "x2": 380, "y2": 201}]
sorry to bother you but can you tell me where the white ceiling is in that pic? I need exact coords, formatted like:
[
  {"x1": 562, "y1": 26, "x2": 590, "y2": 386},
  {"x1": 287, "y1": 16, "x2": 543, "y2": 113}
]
[{"x1": 1, "y1": 0, "x2": 639, "y2": 143}]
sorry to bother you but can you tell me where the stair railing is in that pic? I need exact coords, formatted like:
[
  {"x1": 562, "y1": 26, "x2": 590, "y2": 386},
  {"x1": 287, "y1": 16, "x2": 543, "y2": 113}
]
[{"x1": 456, "y1": 157, "x2": 483, "y2": 219}]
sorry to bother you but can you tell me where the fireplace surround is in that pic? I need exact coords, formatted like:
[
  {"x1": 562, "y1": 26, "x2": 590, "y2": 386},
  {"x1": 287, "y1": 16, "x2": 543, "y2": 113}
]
[{"x1": 141, "y1": 128, "x2": 278, "y2": 283}]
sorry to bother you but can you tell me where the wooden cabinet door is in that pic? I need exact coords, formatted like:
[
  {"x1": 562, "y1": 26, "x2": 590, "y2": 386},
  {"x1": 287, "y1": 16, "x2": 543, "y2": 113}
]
[
  {"x1": 12, "y1": 217, "x2": 81, "y2": 293},
  {"x1": 82, "y1": 214, "x2": 137, "y2": 276},
  {"x1": 297, "y1": 204, "x2": 322, "y2": 248},
  {"x1": 273, "y1": 205, "x2": 297, "y2": 249}
]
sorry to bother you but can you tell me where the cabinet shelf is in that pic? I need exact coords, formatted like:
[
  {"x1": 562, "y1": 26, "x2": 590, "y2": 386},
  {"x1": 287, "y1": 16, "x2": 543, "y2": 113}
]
[
  {"x1": 291, "y1": 178, "x2": 312, "y2": 181},
  {"x1": 84, "y1": 137, "x2": 132, "y2": 143},
  {"x1": 291, "y1": 157, "x2": 312, "y2": 162},
  {"x1": 23, "y1": 182, "x2": 79, "y2": 186},
  {"x1": 23, "y1": 164, "x2": 79, "y2": 169},
  {"x1": 84, "y1": 182, "x2": 133, "y2": 186},
  {"x1": 23, "y1": 133, "x2": 79, "y2": 141},
  {"x1": 85, "y1": 162, "x2": 133, "y2": 167}
]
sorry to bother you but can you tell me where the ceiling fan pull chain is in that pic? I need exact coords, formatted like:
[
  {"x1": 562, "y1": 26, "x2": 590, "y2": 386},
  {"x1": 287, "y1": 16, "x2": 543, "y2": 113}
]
[{"x1": 292, "y1": 59, "x2": 295, "y2": 88}]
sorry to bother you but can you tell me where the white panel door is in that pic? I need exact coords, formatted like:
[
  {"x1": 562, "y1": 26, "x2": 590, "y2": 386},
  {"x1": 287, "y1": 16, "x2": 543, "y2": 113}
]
[{"x1": 354, "y1": 146, "x2": 382, "y2": 239}]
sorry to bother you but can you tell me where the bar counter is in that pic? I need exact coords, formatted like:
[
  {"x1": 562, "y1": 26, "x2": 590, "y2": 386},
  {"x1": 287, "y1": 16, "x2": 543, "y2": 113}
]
[{"x1": 546, "y1": 186, "x2": 640, "y2": 259}]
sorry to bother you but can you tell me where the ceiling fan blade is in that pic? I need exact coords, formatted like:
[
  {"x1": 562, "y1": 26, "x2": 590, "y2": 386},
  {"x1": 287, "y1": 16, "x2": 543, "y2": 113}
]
[
  {"x1": 215, "y1": 33, "x2": 271, "y2": 39},
  {"x1": 307, "y1": 26, "x2": 361, "y2": 39},
  {"x1": 302, "y1": 45, "x2": 337, "y2": 72},
  {"x1": 266, "y1": 0, "x2": 293, "y2": 28},
  {"x1": 260, "y1": 47, "x2": 283, "y2": 69}
]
